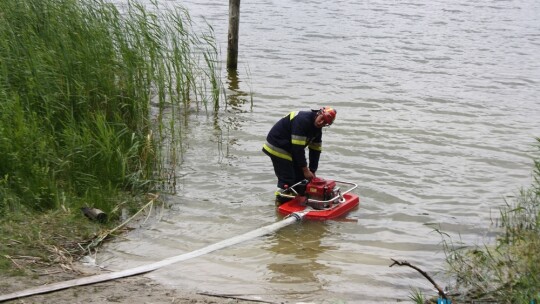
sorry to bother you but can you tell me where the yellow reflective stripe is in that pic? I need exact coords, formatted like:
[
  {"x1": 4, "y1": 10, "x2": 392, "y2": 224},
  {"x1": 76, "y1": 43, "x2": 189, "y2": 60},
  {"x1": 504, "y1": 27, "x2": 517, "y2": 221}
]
[
  {"x1": 289, "y1": 111, "x2": 298, "y2": 120},
  {"x1": 291, "y1": 135, "x2": 306, "y2": 146},
  {"x1": 309, "y1": 143, "x2": 322, "y2": 151},
  {"x1": 289, "y1": 112, "x2": 302, "y2": 145},
  {"x1": 264, "y1": 142, "x2": 291, "y2": 156},
  {"x1": 263, "y1": 143, "x2": 292, "y2": 161}
]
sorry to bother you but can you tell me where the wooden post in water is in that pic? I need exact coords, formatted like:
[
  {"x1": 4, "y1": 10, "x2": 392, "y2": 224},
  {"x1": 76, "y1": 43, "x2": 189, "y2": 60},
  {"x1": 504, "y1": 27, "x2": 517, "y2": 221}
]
[{"x1": 227, "y1": 0, "x2": 240, "y2": 70}]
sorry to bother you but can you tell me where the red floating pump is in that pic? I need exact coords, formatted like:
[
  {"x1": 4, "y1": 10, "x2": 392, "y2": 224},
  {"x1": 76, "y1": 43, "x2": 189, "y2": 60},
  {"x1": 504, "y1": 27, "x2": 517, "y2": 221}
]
[
  {"x1": 276, "y1": 177, "x2": 360, "y2": 220},
  {"x1": 305, "y1": 177, "x2": 337, "y2": 201}
]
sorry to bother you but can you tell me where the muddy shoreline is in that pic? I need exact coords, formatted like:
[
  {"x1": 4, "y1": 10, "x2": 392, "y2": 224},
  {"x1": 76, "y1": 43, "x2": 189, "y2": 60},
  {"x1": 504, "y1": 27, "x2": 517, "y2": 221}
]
[{"x1": 0, "y1": 264, "x2": 264, "y2": 304}]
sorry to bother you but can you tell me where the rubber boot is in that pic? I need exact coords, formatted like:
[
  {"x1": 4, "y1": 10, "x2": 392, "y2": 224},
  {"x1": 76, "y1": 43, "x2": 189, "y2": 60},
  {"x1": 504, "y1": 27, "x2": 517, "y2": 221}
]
[{"x1": 274, "y1": 188, "x2": 289, "y2": 206}]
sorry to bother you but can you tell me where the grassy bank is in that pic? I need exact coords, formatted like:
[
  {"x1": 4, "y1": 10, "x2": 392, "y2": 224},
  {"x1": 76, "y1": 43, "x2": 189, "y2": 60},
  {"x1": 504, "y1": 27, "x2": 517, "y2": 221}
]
[
  {"x1": 414, "y1": 138, "x2": 540, "y2": 303},
  {"x1": 0, "y1": 0, "x2": 220, "y2": 273},
  {"x1": 443, "y1": 138, "x2": 540, "y2": 302}
]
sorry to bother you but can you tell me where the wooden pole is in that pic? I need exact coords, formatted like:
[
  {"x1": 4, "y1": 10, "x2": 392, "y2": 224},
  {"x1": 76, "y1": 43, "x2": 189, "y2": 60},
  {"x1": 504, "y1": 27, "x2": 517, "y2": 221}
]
[{"x1": 227, "y1": 0, "x2": 240, "y2": 70}]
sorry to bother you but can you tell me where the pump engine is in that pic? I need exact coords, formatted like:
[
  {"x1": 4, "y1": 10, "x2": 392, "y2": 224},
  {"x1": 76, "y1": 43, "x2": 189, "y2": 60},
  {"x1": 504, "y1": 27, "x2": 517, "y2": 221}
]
[{"x1": 305, "y1": 177, "x2": 341, "y2": 209}]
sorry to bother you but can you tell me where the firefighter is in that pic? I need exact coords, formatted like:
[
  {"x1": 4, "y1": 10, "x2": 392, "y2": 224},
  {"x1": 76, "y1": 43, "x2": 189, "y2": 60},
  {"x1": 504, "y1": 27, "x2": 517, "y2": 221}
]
[{"x1": 262, "y1": 106, "x2": 337, "y2": 203}]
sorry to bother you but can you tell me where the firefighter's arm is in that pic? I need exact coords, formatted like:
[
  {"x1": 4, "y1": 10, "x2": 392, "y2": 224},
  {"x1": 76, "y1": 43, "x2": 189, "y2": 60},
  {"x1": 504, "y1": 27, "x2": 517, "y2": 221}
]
[
  {"x1": 302, "y1": 166, "x2": 315, "y2": 180},
  {"x1": 308, "y1": 134, "x2": 322, "y2": 173}
]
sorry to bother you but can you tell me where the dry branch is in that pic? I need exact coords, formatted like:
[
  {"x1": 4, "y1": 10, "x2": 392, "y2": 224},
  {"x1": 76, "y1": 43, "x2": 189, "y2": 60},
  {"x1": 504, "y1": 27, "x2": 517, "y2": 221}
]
[
  {"x1": 197, "y1": 292, "x2": 277, "y2": 303},
  {"x1": 390, "y1": 258, "x2": 448, "y2": 299}
]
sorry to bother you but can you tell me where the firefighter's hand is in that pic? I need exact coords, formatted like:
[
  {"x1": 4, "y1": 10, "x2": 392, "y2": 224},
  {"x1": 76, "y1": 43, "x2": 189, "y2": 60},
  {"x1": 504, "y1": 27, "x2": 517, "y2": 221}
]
[{"x1": 302, "y1": 167, "x2": 315, "y2": 181}]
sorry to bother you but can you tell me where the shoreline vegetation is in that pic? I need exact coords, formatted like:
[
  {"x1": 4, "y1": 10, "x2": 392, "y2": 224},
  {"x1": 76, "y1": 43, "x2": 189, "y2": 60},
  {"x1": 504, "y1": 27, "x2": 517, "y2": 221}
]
[
  {"x1": 408, "y1": 139, "x2": 539, "y2": 303},
  {"x1": 0, "y1": 0, "x2": 538, "y2": 303},
  {"x1": 1, "y1": 0, "x2": 220, "y2": 291},
  {"x1": 438, "y1": 138, "x2": 540, "y2": 303}
]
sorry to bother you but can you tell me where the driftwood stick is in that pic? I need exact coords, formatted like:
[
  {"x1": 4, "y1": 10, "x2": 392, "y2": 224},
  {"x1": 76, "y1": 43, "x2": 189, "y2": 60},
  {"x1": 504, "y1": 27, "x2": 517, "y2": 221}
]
[
  {"x1": 390, "y1": 258, "x2": 447, "y2": 299},
  {"x1": 197, "y1": 292, "x2": 276, "y2": 303},
  {"x1": 3, "y1": 255, "x2": 22, "y2": 269}
]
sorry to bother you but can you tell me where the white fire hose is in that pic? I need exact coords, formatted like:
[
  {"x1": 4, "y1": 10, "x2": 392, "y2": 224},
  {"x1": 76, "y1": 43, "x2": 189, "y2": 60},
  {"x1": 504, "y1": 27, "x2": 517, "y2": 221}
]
[{"x1": 0, "y1": 210, "x2": 310, "y2": 302}]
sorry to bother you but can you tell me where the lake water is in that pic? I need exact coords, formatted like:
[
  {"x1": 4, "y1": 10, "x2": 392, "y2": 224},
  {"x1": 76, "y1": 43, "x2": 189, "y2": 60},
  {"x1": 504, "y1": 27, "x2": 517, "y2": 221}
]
[{"x1": 100, "y1": 0, "x2": 540, "y2": 302}]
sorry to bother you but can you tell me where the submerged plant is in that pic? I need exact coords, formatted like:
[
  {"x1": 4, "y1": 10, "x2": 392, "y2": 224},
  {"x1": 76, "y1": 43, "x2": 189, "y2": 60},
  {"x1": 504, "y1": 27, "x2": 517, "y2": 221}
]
[{"x1": 408, "y1": 288, "x2": 426, "y2": 304}]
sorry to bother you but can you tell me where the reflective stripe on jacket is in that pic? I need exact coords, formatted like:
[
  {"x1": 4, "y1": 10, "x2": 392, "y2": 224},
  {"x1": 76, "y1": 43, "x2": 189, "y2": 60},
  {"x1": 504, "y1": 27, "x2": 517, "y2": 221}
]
[{"x1": 262, "y1": 110, "x2": 322, "y2": 171}]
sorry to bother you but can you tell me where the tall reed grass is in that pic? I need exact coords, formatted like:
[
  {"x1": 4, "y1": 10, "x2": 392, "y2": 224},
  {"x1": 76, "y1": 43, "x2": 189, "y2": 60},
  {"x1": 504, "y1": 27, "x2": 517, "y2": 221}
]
[
  {"x1": 0, "y1": 0, "x2": 221, "y2": 217},
  {"x1": 440, "y1": 138, "x2": 540, "y2": 303}
]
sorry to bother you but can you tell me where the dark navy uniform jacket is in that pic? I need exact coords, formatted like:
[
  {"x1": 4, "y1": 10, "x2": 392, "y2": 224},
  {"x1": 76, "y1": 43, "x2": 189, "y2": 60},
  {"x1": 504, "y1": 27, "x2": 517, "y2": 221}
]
[{"x1": 263, "y1": 110, "x2": 322, "y2": 172}]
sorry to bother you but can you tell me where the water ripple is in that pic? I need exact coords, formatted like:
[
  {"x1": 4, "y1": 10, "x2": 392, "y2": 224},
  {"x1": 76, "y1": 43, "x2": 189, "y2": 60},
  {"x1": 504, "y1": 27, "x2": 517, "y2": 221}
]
[{"x1": 102, "y1": 0, "x2": 540, "y2": 301}]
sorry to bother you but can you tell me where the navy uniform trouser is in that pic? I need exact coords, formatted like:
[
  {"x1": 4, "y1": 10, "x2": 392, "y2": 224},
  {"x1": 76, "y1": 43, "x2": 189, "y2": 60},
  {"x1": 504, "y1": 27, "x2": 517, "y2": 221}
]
[{"x1": 263, "y1": 148, "x2": 304, "y2": 189}]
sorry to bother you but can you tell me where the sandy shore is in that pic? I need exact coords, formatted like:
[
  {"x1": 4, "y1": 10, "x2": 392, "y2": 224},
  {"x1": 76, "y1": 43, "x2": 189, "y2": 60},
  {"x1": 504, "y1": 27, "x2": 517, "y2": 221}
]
[{"x1": 0, "y1": 264, "x2": 265, "y2": 304}]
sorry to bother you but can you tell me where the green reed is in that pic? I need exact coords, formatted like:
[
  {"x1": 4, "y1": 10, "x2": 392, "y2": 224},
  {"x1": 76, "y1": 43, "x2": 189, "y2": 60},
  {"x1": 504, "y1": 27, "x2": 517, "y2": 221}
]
[{"x1": 0, "y1": 0, "x2": 221, "y2": 217}]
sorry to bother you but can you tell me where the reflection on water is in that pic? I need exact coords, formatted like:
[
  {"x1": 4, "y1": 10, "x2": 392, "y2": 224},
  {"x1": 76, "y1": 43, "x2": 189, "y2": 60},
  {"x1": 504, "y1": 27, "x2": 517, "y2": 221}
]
[
  {"x1": 226, "y1": 68, "x2": 252, "y2": 110},
  {"x1": 101, "y1": 0, "x2": 540, "y2": 302},
  {"x1": 266, "y1": 221, "x2": 334, "y2": 285}
]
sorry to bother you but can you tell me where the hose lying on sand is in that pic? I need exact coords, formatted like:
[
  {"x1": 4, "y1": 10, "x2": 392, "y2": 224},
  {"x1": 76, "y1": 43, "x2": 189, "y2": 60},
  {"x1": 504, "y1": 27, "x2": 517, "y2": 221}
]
[{"x1": 0, "y1": 210, "x2": 309, "y2": 303}]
